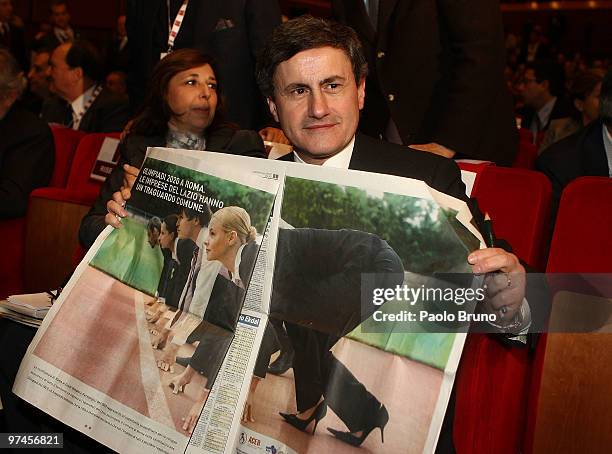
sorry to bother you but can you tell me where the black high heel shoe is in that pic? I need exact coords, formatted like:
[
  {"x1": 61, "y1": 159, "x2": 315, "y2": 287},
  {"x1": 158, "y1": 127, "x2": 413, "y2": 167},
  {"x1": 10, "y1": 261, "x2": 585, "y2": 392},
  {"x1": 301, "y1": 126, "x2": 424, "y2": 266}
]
[
  {"x1": 327, "y1": 404, "x2": 389, "y2": 447},
  {"x1": 279, "y1": 400, "x2": 327, "y2": 434}
]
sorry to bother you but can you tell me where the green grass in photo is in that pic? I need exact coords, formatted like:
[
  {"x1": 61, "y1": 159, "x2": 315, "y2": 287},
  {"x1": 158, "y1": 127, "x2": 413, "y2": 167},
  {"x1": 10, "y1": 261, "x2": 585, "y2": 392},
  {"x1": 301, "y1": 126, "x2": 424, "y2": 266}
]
[{"x1": 90, "y1": 217, "x2": 164, "y2": 295}]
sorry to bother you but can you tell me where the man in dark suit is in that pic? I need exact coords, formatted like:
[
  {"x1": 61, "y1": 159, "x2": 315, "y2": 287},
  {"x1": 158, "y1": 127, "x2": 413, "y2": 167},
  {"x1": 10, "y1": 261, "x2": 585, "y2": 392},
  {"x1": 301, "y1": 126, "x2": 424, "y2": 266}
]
[
  {"x1": 255, "y1": 16, "x2": 531, "y2": 450},
  {"x1": 40, "y1": 40, "x2": 130, "y2": 133},
  {"x1": 519, "y1": 60, "x2": 573, "y2": 139},
  {"x1": 34, "y1": 0, "x2": 78, "y2": 51},
  {"x1": 0, "y1": 49, "x2": 54, "y2": 219},
  {"x1": 126, "y1": 0, "x2": 281, "y2": 130},
  {"x1": 332, "y1": 0, "x2": 518, "y2": 165},
  {"x1": 0, "y1": 0, "x2": 27, "y2": 71},
  {"x1": 536, "y1": 69, "x2": 612, "y2": 222}
]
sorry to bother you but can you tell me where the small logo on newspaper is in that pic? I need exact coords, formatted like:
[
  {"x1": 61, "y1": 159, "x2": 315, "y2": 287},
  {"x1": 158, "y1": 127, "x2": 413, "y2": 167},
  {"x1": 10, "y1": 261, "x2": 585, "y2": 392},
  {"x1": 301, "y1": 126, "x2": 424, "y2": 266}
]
[
  {"x1": 239, "y1": 433, "x2": 246, "y2": 444},
  {"x1": 246, "y1": 435, "x2": 261, "y2": 447},
  {"x1": 266, "y1": 445, "x2": 285, "y2": 454}
]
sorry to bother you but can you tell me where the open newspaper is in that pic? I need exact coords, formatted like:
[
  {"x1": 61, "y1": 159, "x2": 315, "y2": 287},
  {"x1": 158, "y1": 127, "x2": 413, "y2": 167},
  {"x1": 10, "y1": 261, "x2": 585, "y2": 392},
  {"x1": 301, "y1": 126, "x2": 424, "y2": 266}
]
[{"x1": 14, "y1": 149, "x2": 485, "y2": 454}]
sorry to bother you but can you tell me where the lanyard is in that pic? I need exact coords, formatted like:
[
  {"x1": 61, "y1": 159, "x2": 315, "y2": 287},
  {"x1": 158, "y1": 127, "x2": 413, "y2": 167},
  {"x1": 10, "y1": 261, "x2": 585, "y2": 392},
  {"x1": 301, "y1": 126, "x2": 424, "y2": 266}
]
[
  {"x1": 166, "y1": 0, "x2": 189, "y2": 53},
  {"x1": 72, "y1": 84, "x2": 103, "y2": 130}
]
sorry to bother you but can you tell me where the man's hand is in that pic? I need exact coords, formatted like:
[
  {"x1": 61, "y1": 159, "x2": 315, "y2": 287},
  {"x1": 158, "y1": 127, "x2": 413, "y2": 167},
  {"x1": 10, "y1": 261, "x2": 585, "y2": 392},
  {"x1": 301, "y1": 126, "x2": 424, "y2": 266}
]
[
  {"x1": 468, "y1": 248, "x2": 526, "y2": 322},
  {"x1": 104, "y1": 164, "x2": 139, "y2": 228},
  {"x1": 258, "y1": 127, "x2": 290, "y2": 145},
  {"x1": 410, "y1": 142, "x2": 456, "y2": 158}
]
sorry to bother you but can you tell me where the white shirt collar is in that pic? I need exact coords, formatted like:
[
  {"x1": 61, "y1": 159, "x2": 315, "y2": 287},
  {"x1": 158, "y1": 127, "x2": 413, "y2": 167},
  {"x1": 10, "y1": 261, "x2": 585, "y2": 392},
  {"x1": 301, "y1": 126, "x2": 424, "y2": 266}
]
[
  {"x1": 293, "y1": 136, "x2": 356, "y2": 169},
  {"x1": 602, "y1": 123, "x2": 612, "y2": 178},
  {"x1": 70, "y1": 84, "x2": 96, "y2": 129},
  {"x1": 538, "y1": 96, "x2": 557, "y2": 129}
]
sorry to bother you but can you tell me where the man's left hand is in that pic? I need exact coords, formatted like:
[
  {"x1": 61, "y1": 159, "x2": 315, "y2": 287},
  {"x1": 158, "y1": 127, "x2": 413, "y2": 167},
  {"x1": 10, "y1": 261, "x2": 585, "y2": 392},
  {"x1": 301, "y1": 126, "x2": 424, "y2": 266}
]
[{"x1": 468, "y1": 248, "x2": 526, "y2": 322}]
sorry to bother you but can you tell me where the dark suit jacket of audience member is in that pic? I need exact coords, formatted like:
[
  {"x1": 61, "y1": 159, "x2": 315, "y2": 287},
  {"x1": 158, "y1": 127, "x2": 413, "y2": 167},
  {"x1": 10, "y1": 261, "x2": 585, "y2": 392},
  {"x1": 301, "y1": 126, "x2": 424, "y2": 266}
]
[
  {"x1": 536, "y1": 118, "x2": 610, "y2": 221},
  {"x1": 126, "y1": 0, "x2": 281, "y2": 129},
  {"x1": 186, "y1": 240, "x2": 259, "y2": 383},
  {"x1": 40, "y1": 89, "x2": 130, "y2": 134},
  {"x1": 332, "y1": 0, "x2": 518, "y2": 165},
  {"x1": 78, "y1": 128, "x2": 266, "y2": 249},
  {"x1": 0, "y1": 22, "x2": 28, "y2": 71},
  {"x1": 0, "y1": 103, "x2": 55, "y2": 219},
  {"x1": 105, "y1": 38, "x2": 129, "y2": 73},
  {"x1": 520, "y1": 96, "x2": 574, "y2": 133}
]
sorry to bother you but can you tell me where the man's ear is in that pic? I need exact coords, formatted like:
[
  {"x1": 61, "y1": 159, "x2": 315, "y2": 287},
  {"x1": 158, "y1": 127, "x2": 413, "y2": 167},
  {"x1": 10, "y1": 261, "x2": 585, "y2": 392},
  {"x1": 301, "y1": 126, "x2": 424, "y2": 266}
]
[
  {"x1": 72, "y1": 66, "x2": 84, "y2": 83},
  {"x1": 267, "y1": 97, "x2": 279, "y2": 123},
  {"x1": 357, "y1": 77, "x2": 366, "y2": 110}
]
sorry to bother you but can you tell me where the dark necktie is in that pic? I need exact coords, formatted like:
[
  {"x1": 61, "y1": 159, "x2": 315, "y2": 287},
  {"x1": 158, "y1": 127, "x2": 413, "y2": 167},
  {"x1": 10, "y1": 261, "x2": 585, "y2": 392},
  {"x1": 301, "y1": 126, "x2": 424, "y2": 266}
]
[{"x1": 64, "y1": 103, "x2": 74, "y2": 128}]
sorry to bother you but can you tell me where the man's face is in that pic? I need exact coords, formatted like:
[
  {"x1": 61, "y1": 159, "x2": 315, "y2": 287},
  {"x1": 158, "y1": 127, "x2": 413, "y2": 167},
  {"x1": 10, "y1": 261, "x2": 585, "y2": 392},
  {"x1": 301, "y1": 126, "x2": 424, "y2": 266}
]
[
  {"x1": 267, "y1": 47, "x2": 365, "y2": 164},
  {"x1": 106, "y1": 72, "x2": 127, "y2": 96},
  {"x1": 51, "y1": 3, "x2": 70, "y2": 29},
  {"x1": 117, "y1": 15, "x2": 126, "y2": 38},
  {"x1": 520, "y1": 68, "x2": 548, "y2": 108},
  {"x1": 147, "y1": 227, "x2": 160, "y2": 248},
  {"x1": 28, "y1": 52, "x2": 51, "y2": 96},
  {"x1": 47, "y1": 43, "x2": 77, "y2": 100},
  {"x1": 0, "y1": 0, "x2": 13, "y2": 22},
  {"x1": 177, "y1": 213, "x2": 200, "y2": 241}
]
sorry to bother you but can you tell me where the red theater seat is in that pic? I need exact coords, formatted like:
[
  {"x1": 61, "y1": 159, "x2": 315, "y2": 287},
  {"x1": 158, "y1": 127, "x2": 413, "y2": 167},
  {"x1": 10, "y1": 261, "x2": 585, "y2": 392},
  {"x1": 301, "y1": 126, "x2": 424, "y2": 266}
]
[
  {"x1": 454, "y1": 166, "x2": 553, "y2": 453},
  {"x1": 23, "y1": 133, "x2": 121, "y2": 293},
  {"x1": 524, "y1": 177, "x2": 612, "y2": 454}
]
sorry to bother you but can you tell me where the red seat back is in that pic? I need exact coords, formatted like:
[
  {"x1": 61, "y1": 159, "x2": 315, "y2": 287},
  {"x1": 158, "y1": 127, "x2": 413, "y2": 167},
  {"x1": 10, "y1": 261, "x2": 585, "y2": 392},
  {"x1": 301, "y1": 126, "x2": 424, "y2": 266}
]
[
  {"x1": 66, "y1": 133, "x2": 121, "y2": 192},
  {"x1": 49, "y1": 126, "x2": 86, "y2": 188},
  {"x1": 472, "y1": 166, "x2": 552, "y2": 271}
]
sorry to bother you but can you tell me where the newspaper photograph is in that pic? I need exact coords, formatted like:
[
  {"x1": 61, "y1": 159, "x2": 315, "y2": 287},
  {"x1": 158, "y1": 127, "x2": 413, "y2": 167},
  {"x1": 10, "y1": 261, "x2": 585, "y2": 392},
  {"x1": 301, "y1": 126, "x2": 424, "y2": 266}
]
[{"x1": 13, "y1": 149, "x2": 279, "y2": 454}]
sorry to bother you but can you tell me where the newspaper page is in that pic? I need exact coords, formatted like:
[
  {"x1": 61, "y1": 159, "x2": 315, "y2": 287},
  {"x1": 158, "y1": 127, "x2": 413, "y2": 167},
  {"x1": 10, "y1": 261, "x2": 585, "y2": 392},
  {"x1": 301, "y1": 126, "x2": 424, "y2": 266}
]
[
  {"x1": 13, "y1": 149, "x2": 279, "y2": 454},
  {"x1": 225, "y1": 162, "x2": 485, "y2": 454}
]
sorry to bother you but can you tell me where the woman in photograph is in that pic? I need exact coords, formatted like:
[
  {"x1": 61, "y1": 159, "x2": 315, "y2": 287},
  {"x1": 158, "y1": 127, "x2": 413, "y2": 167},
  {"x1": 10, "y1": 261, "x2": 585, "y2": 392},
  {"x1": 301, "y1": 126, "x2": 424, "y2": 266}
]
[
  {"x1": 166, "y1": 206, "x2": 259, "y2": 434},
  {"x1": 78, "y1": 49, "x2": 266, "y2": 248}
]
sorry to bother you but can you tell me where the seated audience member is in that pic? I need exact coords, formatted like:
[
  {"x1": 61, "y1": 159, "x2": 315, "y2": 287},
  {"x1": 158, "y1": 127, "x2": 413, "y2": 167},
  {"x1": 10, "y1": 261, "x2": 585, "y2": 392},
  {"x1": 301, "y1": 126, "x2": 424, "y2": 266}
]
[
  {"x1": 78, "y1": 49, "x2": 266, "y2": 248},
  {"x1": 0, "y1": 0, "x2": 27, "y2": 71},
  {"x1": 540, "y1": 70, "x2": 603, "y2": 152},
  {"x1": 0, "y1": 49, "x2": 54, "y2": 219},
  {"x1": 537, "y1": 69, "x2": 612, "y2": 221},
  {"x1": 35, "y1": 0, "x2": 78, "y2": 49},
  {"x1": 251, "y1": 16, "x2": 539, "y2": 449},
  {"x1": 22, "y1": 46, "x2": 53, "y2": 114},
  {"x1": 519, "y1": 60, "x2": 573, "y2": 142},
  {"x1": 105, "y1": 70, "x2": 127, "y2": 98},
  {"x1": 41, "y1": 40, "x2": 130, "y2": 132}
]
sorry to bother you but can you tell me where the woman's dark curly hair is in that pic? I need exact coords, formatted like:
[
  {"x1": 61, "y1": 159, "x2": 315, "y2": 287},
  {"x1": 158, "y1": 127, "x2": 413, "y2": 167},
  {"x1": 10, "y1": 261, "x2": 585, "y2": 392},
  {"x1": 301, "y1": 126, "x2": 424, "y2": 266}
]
[{"x1": 130, "y1": 49, "x2": 233, "y2": 136}]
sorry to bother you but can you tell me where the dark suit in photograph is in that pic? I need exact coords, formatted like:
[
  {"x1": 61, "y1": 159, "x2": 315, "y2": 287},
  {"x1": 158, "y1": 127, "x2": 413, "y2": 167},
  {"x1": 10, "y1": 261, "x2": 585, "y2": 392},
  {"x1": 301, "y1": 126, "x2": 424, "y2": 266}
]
[
  {"x1": 0, "y1": 103, "x2": 55, "y2": 219},
  {"x1": 126, "y1": 0, "x2": 281, "y2": 128},
  {"x1": 332, "y1": 0, "x2": 518, "y2": 165},
  {"x1": 40, "y1": 89, "x2": 130, "y2": 134},
  {"x1": 186, "y1": 240, "x2": 260, "y2": 384},
  {"x1": 268, "y1": 228, "x2": 404, "y2": 431}
]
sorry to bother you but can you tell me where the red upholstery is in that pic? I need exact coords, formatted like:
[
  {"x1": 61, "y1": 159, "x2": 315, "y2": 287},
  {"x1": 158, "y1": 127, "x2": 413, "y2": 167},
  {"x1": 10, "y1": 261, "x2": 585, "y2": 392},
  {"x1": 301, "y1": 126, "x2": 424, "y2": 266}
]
[
  {"x1": 457, "y1": 161, "x2": 494, "y2": 195},
  {"x1": 454, "y1": 167, "x2": 552, "y2": 453},
  {"x1": 513, "y1": 140, "x2": 538, "y2": 169},
  {"x1": 545, "y1": 177, "x2": 612, "y2": 273},
  {"x1": 0, "y1": 127, "x2": 85, "y2": 298},
  {"x1": 523, "y1": 177, "x2": 612, "y2": 453},
  {"x1": 66, "y1": 132, "x2": 121, "y2": 191},
  {"x1": 471, "y1": 166, "x2": 552, "y2": 271},
  {"x1": 48, "y1": 126, "x2": 86, "y2": 187}
]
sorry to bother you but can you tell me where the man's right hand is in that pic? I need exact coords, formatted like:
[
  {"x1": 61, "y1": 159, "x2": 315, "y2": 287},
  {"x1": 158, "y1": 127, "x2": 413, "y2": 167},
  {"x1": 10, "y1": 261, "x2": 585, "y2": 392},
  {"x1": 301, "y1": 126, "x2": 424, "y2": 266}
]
[{"x1": 104, "y1": 164, "x2": 140, "y2": 228}]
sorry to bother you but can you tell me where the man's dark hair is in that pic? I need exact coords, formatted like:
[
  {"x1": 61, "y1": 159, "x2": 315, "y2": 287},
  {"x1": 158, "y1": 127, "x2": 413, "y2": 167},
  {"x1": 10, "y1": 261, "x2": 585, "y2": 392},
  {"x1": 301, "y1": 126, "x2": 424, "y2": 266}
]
[
  {"x1": 147, "y1": 216, "x2": 161, "y2": 234},
  {"x1": 600, "y1": 69, "x2": 612, "y2": 127},
  {"x1": 527, "y1": 60, "x2": 565, "y2": 98},
  {"x1": 50, "y1": 0, "x2": 68, "y2": 10},
  {"x1": 181, "y1": 204, "x2": 212, "y2": 228},
  {"x1": 256, "y1": 15, "x2": 368, "y2": 99},
  {"x1": 65, "y1": 40, "x2": 103, "y2": 83}
]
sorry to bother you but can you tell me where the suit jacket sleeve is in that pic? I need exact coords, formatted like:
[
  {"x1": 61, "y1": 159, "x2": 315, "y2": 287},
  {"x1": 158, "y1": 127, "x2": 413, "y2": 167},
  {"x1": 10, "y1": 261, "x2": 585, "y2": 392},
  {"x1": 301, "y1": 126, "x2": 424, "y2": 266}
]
[
  {"x1": 429, "y1": 0, "x2": 508, "y2": 155},
  {"x1": 244, "y1": 0, "x2": 281, "y2": 59},
  {"x1": 0, "y1": 108, "x2": 55, "y2": 219}
]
